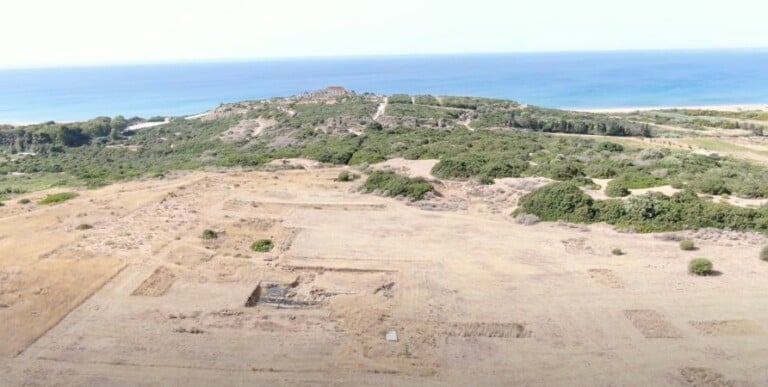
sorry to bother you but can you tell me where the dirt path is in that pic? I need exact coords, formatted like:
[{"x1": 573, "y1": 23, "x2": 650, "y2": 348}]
[
  {"x1": 373, "y1": 97, "x2": 388, "y2": 121},
  {"x1": 459, "y1": 118, "x2": 474, "y2": 131}
]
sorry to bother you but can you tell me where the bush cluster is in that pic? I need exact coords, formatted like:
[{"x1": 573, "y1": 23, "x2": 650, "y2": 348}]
[
  {"x1": 251, "y1": 239, "x2": 273, "y2": 252},
  {"x1": 388, "y1": 94, "x2": 412, "y2": 104},
  {"x1": 202, "y1": 229, "x2": 218, "y2": 240},
  {"x1": 431, "y1": 154, "x2": 527, "y2": 180},
  {"x1": 515, "y1": 182, "x2": 768, "y2": 233},
  {"x1": 337, "y1": 170, "x2": 359, "y2": 182},
  {"x1": 605, "y1": 180, "x2": 631, "y2": 197},
  {"x1": 688, "y1": 258, "x2": 713, "y2": 276},
  {"x1": 679, "y1": 239, "x2": 696, "y2": 251},
  {"x1": 38, "y1": 192, "x2": 78, "y2": 205},
  {"x1": 361, "y1": 170, "x2": 433, "y2": 200},
  {"x1": 5, "y1": 94, "x2": 768, "y2": 234}
]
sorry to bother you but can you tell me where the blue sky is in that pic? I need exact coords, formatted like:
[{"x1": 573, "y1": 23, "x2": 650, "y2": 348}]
[{"x1": 2, "y1": 0, "x2": 767, "y2": 68}]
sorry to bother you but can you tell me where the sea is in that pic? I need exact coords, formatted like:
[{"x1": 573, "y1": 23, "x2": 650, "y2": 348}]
[{"x1": 1, "y1": 49, "x2": 767, "y2": 123}]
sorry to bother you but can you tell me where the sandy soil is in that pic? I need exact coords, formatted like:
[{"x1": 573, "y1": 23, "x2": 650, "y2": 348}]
[
  {"x1": 126, "y1": 119, "x2": 170, "y2": 131},
  {"x1": 219, "y1": 118, "x2": 276, "y2": 141},
  {"x1": 372, "y1": 158, "x2": 439, "y2": 180},
  {"x1": 2, "y1": 168, "x2": 768, "y2": 386}
]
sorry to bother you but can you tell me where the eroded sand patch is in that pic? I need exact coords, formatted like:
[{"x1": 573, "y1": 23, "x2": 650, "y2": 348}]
[
  {"x1": 587, "y1": 268, "x2": 625, "y2": 289},
  {"x1": 131, "y1": 267, "x2": 177, "y2": 297},
  {"x1": 679, "y1": 367, "x2": 735, "y2": 387},
  {"x1": 624, "y1": 309, "x2": 682, "y2": 338},
  {"x1": 441, "y1": 322, "x2": 531, "y2": 338},
  {"x1": 689, "y1": 319, "x2": 764, "y2": 336}
]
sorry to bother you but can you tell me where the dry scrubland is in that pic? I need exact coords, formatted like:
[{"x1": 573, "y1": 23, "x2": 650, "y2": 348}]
[
  {"x1": 1, "y1": 163, "x2": 768, "y2": 386},
  {"x1": 3, "y1": 91, "x2": 768, "y2": 385}
]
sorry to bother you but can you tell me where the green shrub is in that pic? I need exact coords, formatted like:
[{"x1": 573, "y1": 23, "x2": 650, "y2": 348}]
[
  {"x1": 337, "y1": 170, "x2": 359, "y2": 182},
  {"x1": 594, "y1": 199, "x2": 626, "y2": 221},
  {"x1": 611, "y1": 248, "x2": 624, "y2": 256},
  {"x1": 596, "y1": 142, "x2": 624, "y2": 152},
  {"x1": 545, "y1": 161, "x2": 585, "y2": 181},
  {"x1": 481, "y1": 158, "x2": 528, "y2": 178},
  {"x1": 760, "y1": 246, "x2": 768, "y2": 262},
  {"x1": 361, "y1": 170, "x2": 433, "y2": 201},
  {"x1": 251, "y1": 239, "x2": 273, "y2": 252},
  {"x1": 575, "y1": 177, "x2": 599, "y2": 189},
  {"x1": 431, "y1": 154, "x2": 485, "y2": 180},
  {"x1": 38, "y1": 192, "x2": 78, "y2": 205},
  {"x1": 669, "y1": 179, "x2": 685, "y2": 189},
  {"x1": 478, "y1": 174, "x2": 494, "y2": 185},
  {"x1": 612, "y1": 172, "x2": 666, "y2": 189},
  {"x1": 202, "y1": 229, "x2": 218, "y2": 240},
  {"x1": 695, "y1": 176, "x2": 731, "y2": 195},
  {"x1": 688, "y1": 258, "x2": 713, "y2": 276},
  {"x1": 18, "y1": 198, "x2": 30, "y2": 204},
  {"x1": 605, "y1": 180, "x2": 631, "y2": 197},
  {"x1": 413, "y1": 95, "x2": 439, "y2": 105},
  {"x1": 516, "y1": 182, "x2": 596, "y2": 222},
  {"x1": 585, "y1": 163, "x2": 619, "y2": 178},
  {"x1": 76, "y1": 223, "x2": 93, "y2": 230},
  {"x1": 679, "y1": 239, "x2": 696, "y2": 251},
  {"x1": 624, "y1": 193, "x2": 663, "y2": 220},
  {"x1": 639, "y1": 148, "x2": 666, "y2": 160},
  {"x1": 366, "y1": 122, "x2": 383, "y2": 131},
  {"x1": 388, "y1": 94, "x2": 412, "y2": 104}
]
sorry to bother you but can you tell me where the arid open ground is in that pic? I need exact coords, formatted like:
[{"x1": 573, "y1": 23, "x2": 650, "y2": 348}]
[{"x1": 2, "y1": 160, "x2": 768, "y2": 386}]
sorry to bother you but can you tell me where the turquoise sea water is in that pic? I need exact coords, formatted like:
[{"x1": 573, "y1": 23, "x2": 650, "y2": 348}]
[{"x1": 0, "y1": 49, "x2": 767, "y2": 123}]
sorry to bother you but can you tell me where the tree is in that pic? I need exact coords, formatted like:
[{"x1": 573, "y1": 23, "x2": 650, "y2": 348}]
[
  {"x1": 83, "y1": 117, "x2": 112, "y2": 137},
  {"x1": 516, "y1": 182, "x2": 596, "y2": 222},
  {"x1": 111, "y1": 115, "x2": 129, "y2": 131},
  {"x1": 641, "y1": 124, "x2": 652, "y2": 138},
  {"x1": 57, "y1": 126, "x2": 91, "y2": 147}
]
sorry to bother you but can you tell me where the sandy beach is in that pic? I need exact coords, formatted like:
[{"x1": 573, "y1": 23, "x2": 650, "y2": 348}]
[{"x1": 570, "y1": 103, "x2": 768, "y2": 113}]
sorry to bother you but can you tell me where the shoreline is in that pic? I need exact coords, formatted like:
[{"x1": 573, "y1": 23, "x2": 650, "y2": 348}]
[
  {"x1": 1, "y1": 110, "x2": 209, "y2": 127},
  {"x1": 3, "y1": 103, "x2": 768, "y2": 127},
  {"x1": 567, "y1": 103, "x2": 768, "y2": 113}
]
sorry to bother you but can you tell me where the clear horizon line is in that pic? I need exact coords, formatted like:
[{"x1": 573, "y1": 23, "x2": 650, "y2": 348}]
[{"x1": 1, "y1": 46, "x2": 767, "y2": 71}]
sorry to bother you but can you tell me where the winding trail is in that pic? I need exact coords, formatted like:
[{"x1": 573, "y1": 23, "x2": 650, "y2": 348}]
[{"x1": 373, "y1": 97, "x2": 388, "y2": 121}]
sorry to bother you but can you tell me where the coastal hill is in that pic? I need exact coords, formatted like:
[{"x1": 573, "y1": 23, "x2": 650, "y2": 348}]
[
  {"x1": 2, "y1": 86, "x2": 768, "y2": 232},
  {"x1": 2, "y1": 87, "x2": 768, "y2": 384}
]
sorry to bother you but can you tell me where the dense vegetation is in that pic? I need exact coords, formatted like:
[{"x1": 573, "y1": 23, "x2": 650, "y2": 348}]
[
  {"x1": 515, "y1": 182, "x2": 768, "y2": 233},
  {"x1": 622, "y1": 109, "x2": 767, "y2": 134},
  {"x1": 361, "y1": 170, "x2": 433, "y2": 200},
  {"x1": 2, "y1": 93, "x2": 768, "y2": 234}
]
